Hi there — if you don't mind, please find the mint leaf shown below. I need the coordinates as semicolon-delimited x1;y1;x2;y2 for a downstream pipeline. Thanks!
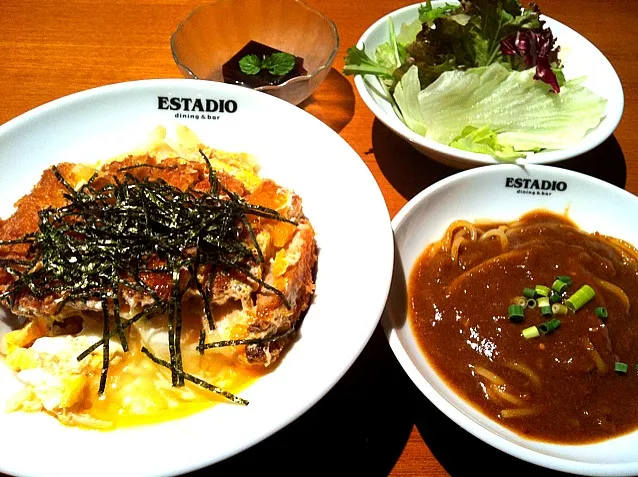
262;52;296;76
239;54;261;75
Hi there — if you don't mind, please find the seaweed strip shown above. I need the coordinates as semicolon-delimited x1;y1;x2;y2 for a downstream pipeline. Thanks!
2;161;294;399
98;297;110;394
197;328;295;352
141;347;248;406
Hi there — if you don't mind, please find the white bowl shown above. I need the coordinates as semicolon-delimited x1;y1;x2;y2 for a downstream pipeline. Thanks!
0;80;394;477
383;164;638;475
353;2;624;169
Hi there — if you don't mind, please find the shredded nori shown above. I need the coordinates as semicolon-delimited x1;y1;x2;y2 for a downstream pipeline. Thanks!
196;328;295;352
141;346;248;405
0;152;297;404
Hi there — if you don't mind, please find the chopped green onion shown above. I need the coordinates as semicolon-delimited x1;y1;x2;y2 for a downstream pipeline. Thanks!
523;287;536;299
565;285;596;311
551;303;569;315
550;290;562;303
537;296;551;315
513;296;527;308
537;318;561;335
540;306;553;316
635;364;638;374
508;304;525;323
552;279;568;294
537;297;550;308
556;275;572;285
526;298;537;309
522;326;540;339
615;362;629;374
595;307;608;320
535;285;550;297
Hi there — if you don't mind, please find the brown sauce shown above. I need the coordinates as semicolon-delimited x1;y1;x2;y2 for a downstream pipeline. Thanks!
408;210;638;444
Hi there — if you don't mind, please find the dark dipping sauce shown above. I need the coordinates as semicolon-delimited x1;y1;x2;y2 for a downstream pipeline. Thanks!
221;40;307;88
408;210;638;444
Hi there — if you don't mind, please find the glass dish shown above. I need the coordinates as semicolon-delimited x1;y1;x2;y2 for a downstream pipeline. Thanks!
171;0;339;105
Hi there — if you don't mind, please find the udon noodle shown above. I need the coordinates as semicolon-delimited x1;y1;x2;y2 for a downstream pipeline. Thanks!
408;210;638;443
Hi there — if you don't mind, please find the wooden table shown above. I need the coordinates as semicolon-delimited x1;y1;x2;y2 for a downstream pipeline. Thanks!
0;1;636;475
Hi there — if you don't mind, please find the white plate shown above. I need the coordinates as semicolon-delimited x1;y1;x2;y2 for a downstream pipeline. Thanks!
384;164;638;476
353;2;624;169
0;80;394;477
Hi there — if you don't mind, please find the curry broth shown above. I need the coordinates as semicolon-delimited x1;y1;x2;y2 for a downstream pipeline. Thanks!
408;211;638;443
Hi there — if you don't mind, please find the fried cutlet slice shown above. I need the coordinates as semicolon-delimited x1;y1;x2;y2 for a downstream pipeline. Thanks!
0;127;316;369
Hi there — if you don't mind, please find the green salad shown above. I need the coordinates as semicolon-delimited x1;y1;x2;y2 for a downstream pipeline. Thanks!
343;0;607;161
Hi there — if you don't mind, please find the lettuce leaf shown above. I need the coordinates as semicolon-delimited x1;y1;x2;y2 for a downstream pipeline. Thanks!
394;63;607;157
418;1;458;27
396;18;423;45
450;126;526;161
375;17;423;70
393;65;427;136
343;45;395;78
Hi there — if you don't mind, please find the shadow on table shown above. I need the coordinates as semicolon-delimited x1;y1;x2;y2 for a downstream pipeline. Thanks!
187;325;414;477
371;119;459;202
556;135;626;189
299;68;356;134
371;117;627;199
413;395;573;477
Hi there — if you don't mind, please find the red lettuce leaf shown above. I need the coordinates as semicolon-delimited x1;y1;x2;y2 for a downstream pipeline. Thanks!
501;27;561;92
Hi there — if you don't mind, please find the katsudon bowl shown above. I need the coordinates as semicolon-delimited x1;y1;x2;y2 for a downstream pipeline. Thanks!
0;79;393;477
383;165;638;476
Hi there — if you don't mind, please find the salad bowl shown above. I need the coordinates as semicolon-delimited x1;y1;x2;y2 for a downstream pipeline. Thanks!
350;2;624;169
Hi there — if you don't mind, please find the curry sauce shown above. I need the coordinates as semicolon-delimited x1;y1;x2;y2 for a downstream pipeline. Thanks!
409;211;638;443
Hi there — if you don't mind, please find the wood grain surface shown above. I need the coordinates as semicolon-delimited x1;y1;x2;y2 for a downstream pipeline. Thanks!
1;1;636;475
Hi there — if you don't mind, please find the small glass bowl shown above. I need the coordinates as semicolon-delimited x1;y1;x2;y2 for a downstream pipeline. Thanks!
171;0;339;105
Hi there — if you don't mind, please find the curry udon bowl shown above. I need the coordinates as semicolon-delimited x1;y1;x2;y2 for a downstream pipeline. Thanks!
383;165;638;476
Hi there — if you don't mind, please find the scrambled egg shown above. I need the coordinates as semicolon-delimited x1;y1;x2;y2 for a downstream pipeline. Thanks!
3;320;123;426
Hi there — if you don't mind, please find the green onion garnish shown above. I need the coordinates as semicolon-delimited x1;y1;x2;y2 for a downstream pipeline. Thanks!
551;303;569;315
537;297;550;308
526;298;537;309
522;326;540;339
615;362;629;375
552;278;568;294
539;306;552;316
565;285;596;311
508;304;525;323
537;318;561;335
550;290;562;303
513;296;527;308
523;287;536;299
535;285;550;297
556;275;572;285
537;296;552;316
595;307;608;320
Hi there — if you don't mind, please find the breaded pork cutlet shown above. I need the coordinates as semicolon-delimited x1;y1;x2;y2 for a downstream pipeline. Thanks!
0;126;317;426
